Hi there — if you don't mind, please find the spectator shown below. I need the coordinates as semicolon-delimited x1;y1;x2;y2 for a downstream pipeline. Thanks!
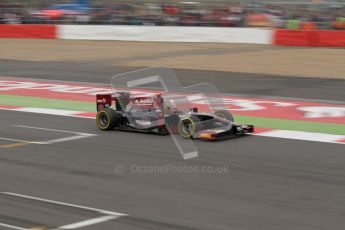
0;1;343;29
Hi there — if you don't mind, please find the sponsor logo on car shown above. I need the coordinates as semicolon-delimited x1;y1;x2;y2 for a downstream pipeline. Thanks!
134;98;154;104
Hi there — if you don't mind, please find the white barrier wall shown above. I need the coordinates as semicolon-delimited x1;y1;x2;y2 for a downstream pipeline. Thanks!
58;25;272;44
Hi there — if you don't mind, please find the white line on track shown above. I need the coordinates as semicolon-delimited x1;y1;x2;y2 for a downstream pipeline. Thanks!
12;125;95;136
54;215;119;229
0;107;93;119
0;223;25;230
43;136;93;145
16;108;80;116
0;137;43;145
1;192;126;216
1;192;127;229
256;130;345;144
0;125;96;146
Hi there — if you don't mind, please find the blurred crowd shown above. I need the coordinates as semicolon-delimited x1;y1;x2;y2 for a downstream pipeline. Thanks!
1;1;345;29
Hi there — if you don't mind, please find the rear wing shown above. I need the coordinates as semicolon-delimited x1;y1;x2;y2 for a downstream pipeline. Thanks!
96;92;131;112
96;94;112;111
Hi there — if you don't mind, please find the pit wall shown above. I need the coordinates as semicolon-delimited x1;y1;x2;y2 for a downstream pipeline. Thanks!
0;24;344;46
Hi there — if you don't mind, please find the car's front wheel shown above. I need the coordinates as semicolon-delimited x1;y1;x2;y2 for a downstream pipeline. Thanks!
178;115;199;138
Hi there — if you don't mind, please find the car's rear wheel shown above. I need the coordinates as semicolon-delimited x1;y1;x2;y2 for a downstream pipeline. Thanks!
215;110;234;122
178;115;199;138
96;108;121;130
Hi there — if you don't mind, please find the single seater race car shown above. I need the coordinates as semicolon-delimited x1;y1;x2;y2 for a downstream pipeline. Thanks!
95;92;254;140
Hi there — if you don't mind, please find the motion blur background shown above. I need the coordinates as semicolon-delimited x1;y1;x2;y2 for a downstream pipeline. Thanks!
1;0;344;29
0;1;345;230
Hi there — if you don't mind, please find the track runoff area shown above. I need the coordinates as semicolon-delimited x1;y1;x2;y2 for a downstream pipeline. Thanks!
0;77;344;145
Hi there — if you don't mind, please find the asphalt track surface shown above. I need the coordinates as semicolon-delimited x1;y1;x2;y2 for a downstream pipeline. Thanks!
1;60;345;230
1;59;345;101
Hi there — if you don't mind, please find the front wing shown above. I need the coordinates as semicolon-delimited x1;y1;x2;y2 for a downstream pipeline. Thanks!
197;124;254;141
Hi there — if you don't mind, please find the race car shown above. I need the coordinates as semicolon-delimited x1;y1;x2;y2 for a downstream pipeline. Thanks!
95;92;254;140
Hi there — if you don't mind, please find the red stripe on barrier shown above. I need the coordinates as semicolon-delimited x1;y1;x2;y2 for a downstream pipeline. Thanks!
0;24;57;39
274;29;345;47
315;30;345;47
273;29;311;46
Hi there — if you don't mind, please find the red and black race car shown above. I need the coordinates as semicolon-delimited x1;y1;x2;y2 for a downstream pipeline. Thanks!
95;92;254;140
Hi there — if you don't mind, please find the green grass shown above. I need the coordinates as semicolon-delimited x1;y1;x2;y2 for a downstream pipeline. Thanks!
236;116;345;135
0;94;95;112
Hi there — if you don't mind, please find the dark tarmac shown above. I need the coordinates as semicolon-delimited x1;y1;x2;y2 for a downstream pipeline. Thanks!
0;60;344;230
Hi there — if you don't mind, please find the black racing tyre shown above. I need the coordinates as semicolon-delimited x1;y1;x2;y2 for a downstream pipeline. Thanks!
215;110;234;122
157;126;169;135
178;115;200;138
96;108;121;130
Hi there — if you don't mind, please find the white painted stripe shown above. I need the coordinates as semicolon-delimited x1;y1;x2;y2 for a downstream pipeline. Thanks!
1;125;96;145
17;107;79;116
1;192;126;216
44;135;94;144
0;223;25;230
0;107;17;111
72;114;95;119
12;125;95;136
256;130;345;144
57;216;118;229
0;137;43;144
0;106;95;119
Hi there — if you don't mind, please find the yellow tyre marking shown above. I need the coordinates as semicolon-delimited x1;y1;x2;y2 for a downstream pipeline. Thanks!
96;111;110;130
178;118;196;138
215;112;226;119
